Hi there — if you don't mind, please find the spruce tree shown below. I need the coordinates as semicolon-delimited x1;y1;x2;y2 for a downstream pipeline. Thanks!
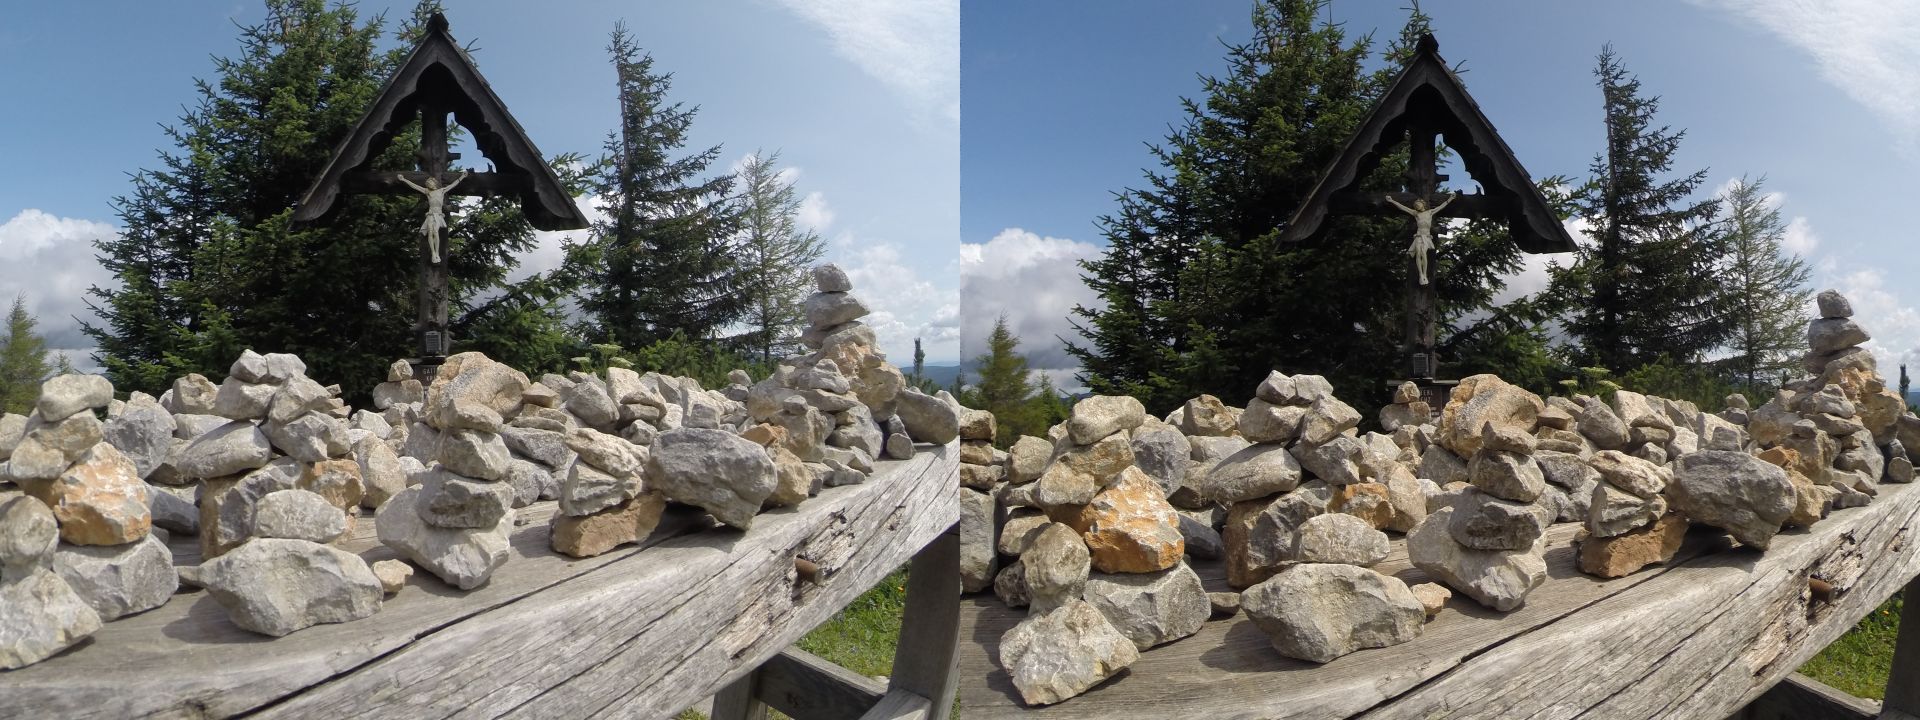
1716;176;1810;388
570;24;743;349
732;150;825;361
912;338;927;382
84;0;572;400
970;315;1041;446
1029;373;1072;432
1065;1;1533;414
1561;45;1729;371
0;296;52;414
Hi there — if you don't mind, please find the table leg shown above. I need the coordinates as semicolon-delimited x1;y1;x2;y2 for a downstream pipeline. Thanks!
1885;577;1919;718
876;523;960;720
711;669;769;720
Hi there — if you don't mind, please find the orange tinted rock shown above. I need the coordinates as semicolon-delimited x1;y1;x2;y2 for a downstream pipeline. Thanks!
1078;468;1182;573
25;443;150;546
1329;482;1394;530
550;491;667;558
1575;513;1687;578
740;424;788;448
299;459;364;512
1755;446;1798;469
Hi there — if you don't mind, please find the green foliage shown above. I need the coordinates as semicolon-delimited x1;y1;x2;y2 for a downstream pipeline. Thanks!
566;24;744;350
84;0;573;403
1619;357;1747;409
1554;366;1621;401
906;337;940;393
569;333;768;390
1717;176;1811;389
1554;45;1730;371
732;150;826;362
1065;1;1544;416
962;316;1046;446
0;296;53;414
1799;591;1903;700
1031;373;1073;430
1551;359;1747;410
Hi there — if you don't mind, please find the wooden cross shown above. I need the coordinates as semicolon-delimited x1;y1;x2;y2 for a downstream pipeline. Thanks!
366;100;478;369
292;13;590;381
1329;122;1497;379
1279;34;1579;386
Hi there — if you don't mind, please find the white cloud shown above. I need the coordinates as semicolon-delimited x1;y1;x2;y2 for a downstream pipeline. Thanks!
959;228;1104;375
0;209;119;365
1782;216;1820;256
511;194;604;284
770;0;959;125
831;238;957;363
797;192;834;234
1692;0;1920;155
1491;216;1587;306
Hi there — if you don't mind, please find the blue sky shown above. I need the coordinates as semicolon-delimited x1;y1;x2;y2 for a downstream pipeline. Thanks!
0;0;959;367
960;0;1920;388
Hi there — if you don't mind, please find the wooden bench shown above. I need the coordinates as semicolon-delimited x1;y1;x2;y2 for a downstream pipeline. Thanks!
0;441;959;720
956;478;1920;719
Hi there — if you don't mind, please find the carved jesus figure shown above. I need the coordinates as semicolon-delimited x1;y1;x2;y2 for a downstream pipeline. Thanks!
397;171;469;264
1383;192;1458;285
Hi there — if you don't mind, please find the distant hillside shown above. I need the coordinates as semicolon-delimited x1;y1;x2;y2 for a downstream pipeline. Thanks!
917;364;961;388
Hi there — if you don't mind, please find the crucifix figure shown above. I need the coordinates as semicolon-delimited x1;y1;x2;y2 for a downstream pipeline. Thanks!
396;170;468;264
291;13;591;378
1277;33;1579;383
1383;191;1458;285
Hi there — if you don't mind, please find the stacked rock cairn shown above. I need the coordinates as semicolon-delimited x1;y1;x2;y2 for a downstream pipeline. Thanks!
964;289;1918;705
0;264;953;668
0;375;161;667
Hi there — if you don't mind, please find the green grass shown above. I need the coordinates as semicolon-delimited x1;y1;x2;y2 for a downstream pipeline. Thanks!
1799;591;1904;699
796;567;912;678
677;567;912;720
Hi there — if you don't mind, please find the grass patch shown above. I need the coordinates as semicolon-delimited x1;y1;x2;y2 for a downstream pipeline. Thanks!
796;567;911;678
1799;590;1903;699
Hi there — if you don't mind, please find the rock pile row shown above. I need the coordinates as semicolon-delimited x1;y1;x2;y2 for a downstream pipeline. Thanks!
963;290;1918;705
0;264;952;667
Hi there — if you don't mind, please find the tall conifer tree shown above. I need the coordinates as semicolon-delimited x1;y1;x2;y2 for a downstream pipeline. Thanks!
969;316;1041;446
1560;45;1729;371
1717;176;1810;387
0;296;52;414
1066;1;1538;413
732;150;825;361
85;0;571;399
570;25;743;348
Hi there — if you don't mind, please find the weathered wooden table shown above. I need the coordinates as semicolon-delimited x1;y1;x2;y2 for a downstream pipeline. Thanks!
0;441;959;720
957;479;1920;719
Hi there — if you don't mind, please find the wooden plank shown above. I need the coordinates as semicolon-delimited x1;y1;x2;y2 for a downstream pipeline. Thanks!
1731;672;1878;720
884;526;961;720
754;649;886;720
857;688;934;720
1885;574;1920;716
955;480;1920;720
1362;480;1920;720
0;443;956;719
1327;191;1501;218
254;441;957;718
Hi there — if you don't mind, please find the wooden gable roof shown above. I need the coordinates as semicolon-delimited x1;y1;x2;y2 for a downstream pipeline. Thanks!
292;13;588;231
1278;34;1576;254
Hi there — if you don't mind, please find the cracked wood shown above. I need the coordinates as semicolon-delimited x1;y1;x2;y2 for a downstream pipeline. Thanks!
955;480;1920;720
